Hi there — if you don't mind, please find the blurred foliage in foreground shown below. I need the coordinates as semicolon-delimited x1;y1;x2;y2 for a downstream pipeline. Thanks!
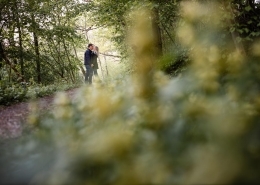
1;2;260;184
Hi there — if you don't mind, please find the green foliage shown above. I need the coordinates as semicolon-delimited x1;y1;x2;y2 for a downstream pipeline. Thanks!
0;78;80;106
26;82;80;99
1;2;260;184
88;0;260;76
224;0;260;51
159;46;190;76
0;0;88;85
0;68;27;105
88;0;187;75
0;81;27;106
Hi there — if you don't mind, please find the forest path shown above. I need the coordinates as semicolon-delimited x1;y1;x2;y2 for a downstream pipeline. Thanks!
0;88;79;139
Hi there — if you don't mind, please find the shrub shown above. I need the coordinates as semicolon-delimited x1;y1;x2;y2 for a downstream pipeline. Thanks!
0;80;28;105
1;2;260;185
0;80;80;106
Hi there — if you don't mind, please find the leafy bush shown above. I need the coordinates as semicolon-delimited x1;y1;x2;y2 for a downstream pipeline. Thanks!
0;79;80;106
26;82;79;99
0;80;28;106
1;2;260;185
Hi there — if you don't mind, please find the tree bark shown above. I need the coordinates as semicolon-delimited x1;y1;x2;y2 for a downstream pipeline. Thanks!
0;42;24;81
33;31;41;83
151;7;163;59
31;14;41;83
72;43;86;76
28;1;41;83
62;39;76;82
15;1;24;76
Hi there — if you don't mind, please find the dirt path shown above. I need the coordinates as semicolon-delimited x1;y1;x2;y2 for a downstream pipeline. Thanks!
0;88;79;139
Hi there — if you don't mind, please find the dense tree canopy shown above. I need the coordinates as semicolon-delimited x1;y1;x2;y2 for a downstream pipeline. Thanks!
1;1;260;184
0;0;88;85
85;0;260;75
1;0;260;184
1;0;259;84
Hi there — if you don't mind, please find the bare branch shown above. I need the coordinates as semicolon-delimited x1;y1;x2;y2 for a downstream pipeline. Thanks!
99;52;121;58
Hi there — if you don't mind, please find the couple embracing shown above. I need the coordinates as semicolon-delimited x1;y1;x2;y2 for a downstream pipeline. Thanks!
84;43;99;84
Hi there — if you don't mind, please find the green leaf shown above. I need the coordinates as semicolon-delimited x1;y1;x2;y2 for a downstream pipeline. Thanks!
236;37;242;43
245;6;251;12
230;27;235;33
244;28;249;33
238;29;244;34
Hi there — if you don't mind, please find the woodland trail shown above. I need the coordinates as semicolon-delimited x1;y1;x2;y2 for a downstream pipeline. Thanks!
0;88;79;139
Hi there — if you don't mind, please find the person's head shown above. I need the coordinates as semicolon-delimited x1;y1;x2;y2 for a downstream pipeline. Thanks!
88;43;94;50
94;46;99;52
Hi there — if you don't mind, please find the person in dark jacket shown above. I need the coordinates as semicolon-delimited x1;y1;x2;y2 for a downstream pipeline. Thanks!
92;45;99;77
84;43;94;84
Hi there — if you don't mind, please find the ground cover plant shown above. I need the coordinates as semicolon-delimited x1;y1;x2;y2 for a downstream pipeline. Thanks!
0;79;80;106
0;1;260;185
0;80;27;105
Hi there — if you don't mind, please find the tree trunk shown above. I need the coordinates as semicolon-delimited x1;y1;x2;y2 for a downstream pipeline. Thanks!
62;39;76;82
72;43;85;76
31;14;41;83
33;31;41;83
0;42;24;81
246;0;255;9
103;55;109;76
15;1;24;76
151;7;163;59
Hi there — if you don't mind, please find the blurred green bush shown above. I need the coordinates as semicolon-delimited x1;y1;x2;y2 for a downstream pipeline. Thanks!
1;2;260;185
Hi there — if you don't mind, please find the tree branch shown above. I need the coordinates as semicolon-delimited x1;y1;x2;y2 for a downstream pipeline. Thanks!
99;52;121;58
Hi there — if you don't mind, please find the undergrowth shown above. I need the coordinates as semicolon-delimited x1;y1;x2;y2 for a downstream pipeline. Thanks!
0;80;80;106
0;2;260;185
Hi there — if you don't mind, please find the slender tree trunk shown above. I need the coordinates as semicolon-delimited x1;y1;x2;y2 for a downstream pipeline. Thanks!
0;42;24;81
84;12;90;42
31;14;41;83
15;1;24;76
103;55;109;76
151;7;163;59
49;39;64;77
0;53;2;71
33;31;41;83
98;56;104;81
0;40;3;72
246;0;255;9
62;39;76;82
72;43;85;75
18;24;24;76
42;45;65;78
9;63;11;82
9;10;15;47
59;40;64;79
